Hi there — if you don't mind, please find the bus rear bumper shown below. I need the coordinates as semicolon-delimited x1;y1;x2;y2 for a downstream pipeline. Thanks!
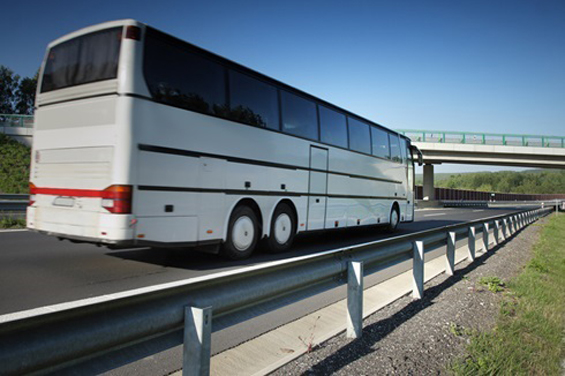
26;206;135;244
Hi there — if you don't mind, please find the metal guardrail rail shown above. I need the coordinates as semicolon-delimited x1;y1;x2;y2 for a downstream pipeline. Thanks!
0;207;552;375
397;129;565;148
0;195;28;213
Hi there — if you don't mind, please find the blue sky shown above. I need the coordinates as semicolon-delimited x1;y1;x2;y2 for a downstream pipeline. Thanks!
1;0;564;173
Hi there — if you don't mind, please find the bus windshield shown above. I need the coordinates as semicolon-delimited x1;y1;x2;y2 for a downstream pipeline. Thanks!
41;27;123;93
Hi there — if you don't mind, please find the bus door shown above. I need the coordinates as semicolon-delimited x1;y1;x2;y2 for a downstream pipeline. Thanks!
307;146;328;230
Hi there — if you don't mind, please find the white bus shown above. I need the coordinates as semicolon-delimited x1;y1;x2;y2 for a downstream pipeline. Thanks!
27;19;420;259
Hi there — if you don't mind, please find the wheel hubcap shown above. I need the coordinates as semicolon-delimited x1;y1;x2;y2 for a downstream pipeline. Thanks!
232;216;254;251
391;210;399;228
274;213;292;244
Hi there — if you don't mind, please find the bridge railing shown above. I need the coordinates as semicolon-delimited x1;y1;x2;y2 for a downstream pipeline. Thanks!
0;114;34;129
397;129;565;148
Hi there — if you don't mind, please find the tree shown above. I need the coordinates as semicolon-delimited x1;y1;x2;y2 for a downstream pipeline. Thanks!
15;72;38;115
0;65;19;114
0;65;38;115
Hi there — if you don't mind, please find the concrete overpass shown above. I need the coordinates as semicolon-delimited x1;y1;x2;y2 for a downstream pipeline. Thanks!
397;130;565;201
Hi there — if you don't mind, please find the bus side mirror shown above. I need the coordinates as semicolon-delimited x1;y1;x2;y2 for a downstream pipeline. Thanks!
411;145;423;166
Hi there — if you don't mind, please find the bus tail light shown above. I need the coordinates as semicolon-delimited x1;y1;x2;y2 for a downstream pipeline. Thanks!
101;185;132;214
125;26;141;41
29;182;37;206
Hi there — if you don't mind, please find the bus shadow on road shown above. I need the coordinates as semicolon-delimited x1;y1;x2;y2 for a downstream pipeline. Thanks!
107;220;462;271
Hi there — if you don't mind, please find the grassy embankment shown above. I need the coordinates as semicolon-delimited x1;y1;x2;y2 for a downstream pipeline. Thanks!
453;213;565;375
0;133;30;228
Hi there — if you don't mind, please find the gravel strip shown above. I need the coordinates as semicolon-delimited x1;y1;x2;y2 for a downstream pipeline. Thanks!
272;217;547;375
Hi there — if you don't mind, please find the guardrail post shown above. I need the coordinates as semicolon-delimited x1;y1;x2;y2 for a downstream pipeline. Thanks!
347;261;364;339
183;306;212;376
482;223;489;252
446;231;456;276
468;226;476;261
412;241;424;299
493;220;500;245
501;219;507;241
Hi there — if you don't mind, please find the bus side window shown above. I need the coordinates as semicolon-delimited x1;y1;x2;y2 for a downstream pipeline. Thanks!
348;117;371;154
228;70;280;130
389;133;402;163
319;105;347;148
399;137;407;164
371;126;390;159
144;29;227;116
280;90;318;141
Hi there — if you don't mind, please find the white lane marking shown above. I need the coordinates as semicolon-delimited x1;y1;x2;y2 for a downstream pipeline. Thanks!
0;229;28;233
423;213;447;217
472;210;484;212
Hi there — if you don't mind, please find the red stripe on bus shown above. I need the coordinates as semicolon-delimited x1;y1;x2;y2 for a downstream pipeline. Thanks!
31;187;105;198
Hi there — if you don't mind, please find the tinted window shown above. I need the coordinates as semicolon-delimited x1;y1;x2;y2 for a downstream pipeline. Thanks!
399;137;408;163
144;29;226;115
280;91;318;140
319;106;347;148
371;126;390;159
229;70;279;130
389;133;402;163
42;27;122;93
348;117;371;154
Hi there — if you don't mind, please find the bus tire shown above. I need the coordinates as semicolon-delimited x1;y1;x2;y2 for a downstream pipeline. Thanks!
221;205;259;260
386;205;400;233
265;203;296;253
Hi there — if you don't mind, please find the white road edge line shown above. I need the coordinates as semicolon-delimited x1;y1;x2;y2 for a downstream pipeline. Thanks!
423;213;447;217
0;229;28;233
472;210;485;212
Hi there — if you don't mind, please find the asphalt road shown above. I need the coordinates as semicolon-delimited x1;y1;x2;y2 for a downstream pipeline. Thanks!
0;206;533;375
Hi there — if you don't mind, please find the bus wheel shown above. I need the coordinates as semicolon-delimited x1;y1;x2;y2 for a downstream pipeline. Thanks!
266;203;296;253
221;205;259;260
386;205;400;233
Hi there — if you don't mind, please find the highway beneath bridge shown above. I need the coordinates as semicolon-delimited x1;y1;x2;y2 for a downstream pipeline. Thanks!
0;205;537;376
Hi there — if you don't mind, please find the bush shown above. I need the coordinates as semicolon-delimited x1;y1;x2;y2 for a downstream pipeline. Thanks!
0;133;31;194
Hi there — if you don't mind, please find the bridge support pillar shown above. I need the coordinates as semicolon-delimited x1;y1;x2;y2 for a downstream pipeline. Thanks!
423;164;435;201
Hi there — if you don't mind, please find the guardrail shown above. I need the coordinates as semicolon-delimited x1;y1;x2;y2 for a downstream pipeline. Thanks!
397;129;565;148
0;114;34;129
0;195;28;214
0;207;552;375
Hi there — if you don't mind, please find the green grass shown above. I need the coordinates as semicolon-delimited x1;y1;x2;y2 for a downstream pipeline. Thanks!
0;217;26;229
452;214;565;375
0;133;31;194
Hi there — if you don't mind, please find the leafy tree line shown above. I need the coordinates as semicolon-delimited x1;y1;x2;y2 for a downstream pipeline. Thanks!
432;170;565;194
0;65;38;115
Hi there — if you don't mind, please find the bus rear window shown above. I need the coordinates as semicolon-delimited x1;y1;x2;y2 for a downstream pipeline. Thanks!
41;27;122;93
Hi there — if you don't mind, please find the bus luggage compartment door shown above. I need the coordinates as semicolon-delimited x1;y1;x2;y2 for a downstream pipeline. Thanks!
307;146;328;231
